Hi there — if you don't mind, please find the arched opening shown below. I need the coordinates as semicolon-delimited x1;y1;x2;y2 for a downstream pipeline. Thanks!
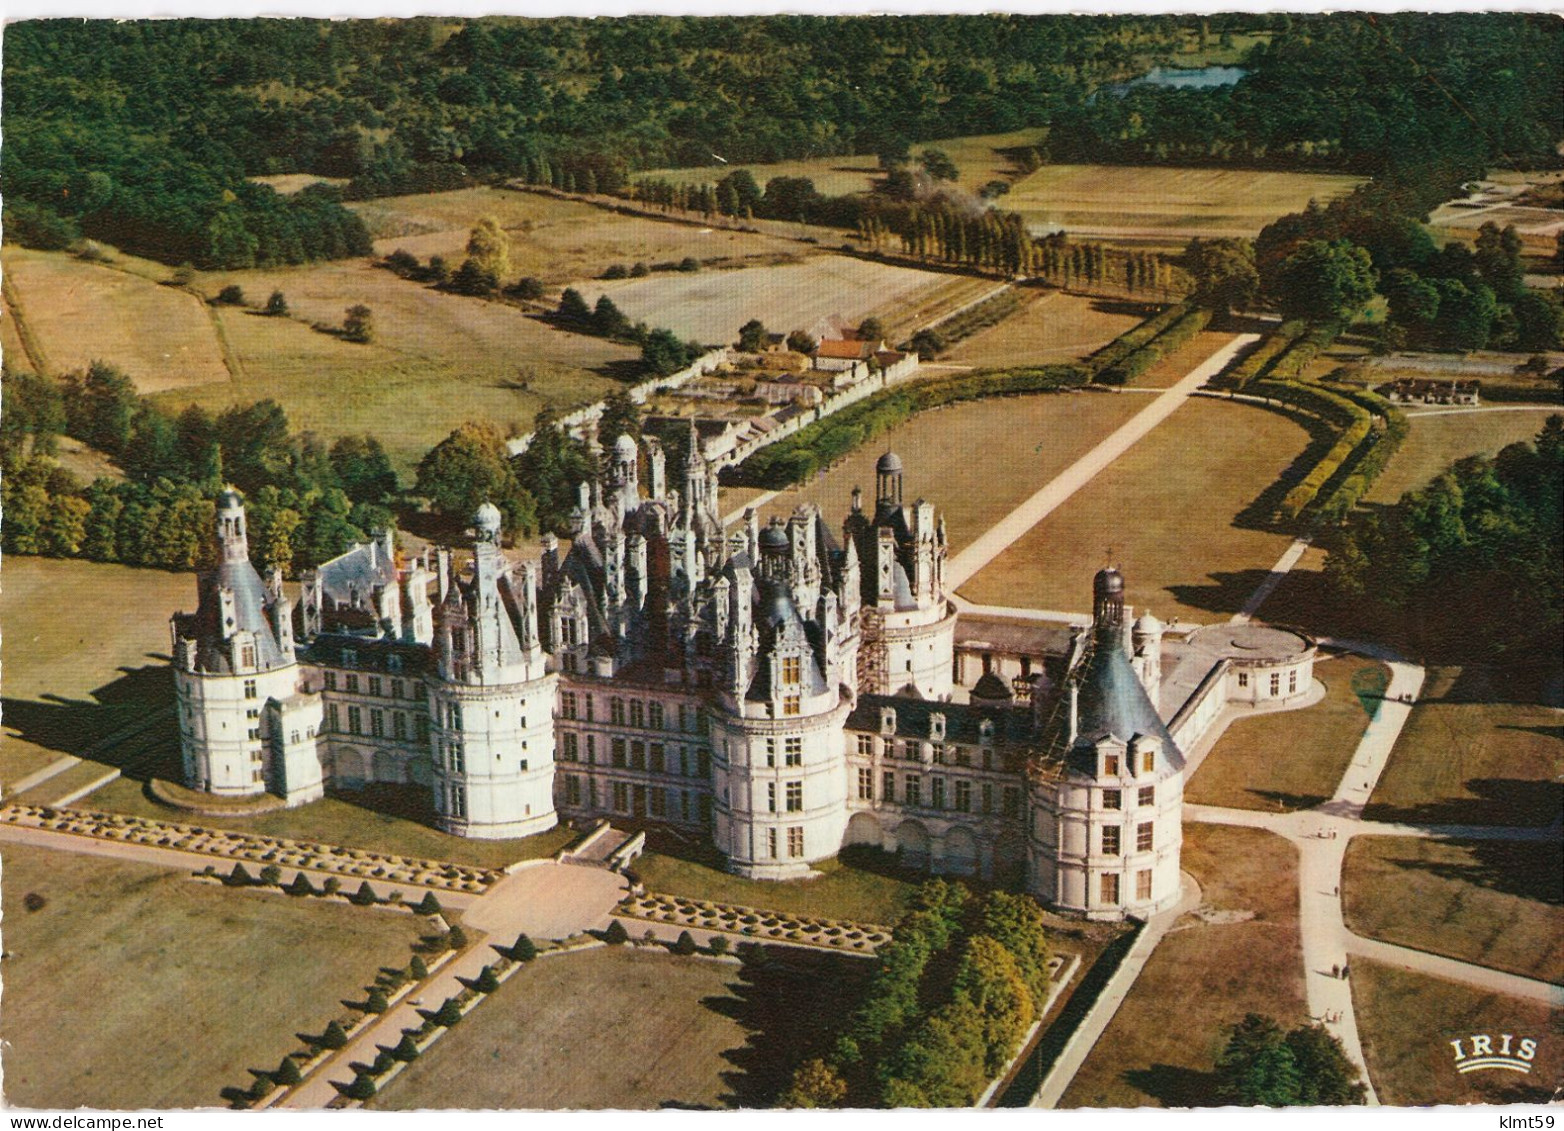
895;819;930;870
941;826;979;876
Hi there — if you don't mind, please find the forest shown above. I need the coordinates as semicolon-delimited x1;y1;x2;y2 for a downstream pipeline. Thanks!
5;14;1560;268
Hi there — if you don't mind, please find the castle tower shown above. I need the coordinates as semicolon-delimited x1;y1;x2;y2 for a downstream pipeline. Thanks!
1027;568;1183;920
429;502;559;839
709;526;851;879
1131;610;1164;708
171;489;323;804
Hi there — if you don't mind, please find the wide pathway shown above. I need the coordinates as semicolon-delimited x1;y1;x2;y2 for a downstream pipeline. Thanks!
1029;875;1202;1108
1230;535;1312;625
946;334;1259;590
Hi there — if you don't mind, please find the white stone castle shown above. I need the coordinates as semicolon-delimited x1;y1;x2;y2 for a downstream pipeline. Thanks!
173;435;1317;920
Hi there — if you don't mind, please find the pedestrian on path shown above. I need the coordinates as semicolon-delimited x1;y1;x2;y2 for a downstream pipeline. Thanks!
1331;963;1340;979
1342;963;1350;979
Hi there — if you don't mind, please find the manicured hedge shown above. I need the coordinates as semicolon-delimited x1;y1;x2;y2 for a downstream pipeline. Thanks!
731;364;1088;488
1220;320;1306;389
1267;320;1345;381
1094;306;1212;385
1084;301;1192;376
913;288;1023;353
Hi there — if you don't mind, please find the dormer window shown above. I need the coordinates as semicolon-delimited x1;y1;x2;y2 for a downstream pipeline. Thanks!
978;719;995;743
1104;753;1121;777
342;648;359;668
1141;748;1155;773
782;655;802;685
783;695;801;717
880;707;897;735
930;712;946;741
387;655;403;675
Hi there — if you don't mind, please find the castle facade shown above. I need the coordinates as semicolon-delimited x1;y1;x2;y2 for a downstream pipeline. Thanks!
173;438;1316;920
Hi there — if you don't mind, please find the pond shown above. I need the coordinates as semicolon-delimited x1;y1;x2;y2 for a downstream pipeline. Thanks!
1102;64;1248;98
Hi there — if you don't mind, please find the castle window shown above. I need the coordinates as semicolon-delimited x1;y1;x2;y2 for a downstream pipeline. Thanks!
857;734;875;757
448;703;461;729
566;776;582;805
1270;672;1281;696
649;788;666;817
1139;785;1155;807
247;708;260;720
371;710;384;737
290;731;300;745
1137;822;1154;852
783;695;801;716
767;783;777;813
786;781;803;812
348;707;363;735
880;707;897;735
1103;753;1121;777
630;741;645;771
342;649;358;668
1141;748;1155;773
983;749;993;771
415;717;429;743
1137;869;1153;901
346;675;360;694
767;829;779;858
765;739;776;768
452;745;465;773
930;713;946;740
610;698;626;725
782;656;802;685
785;737;802;767
932;744;946;765
584;695;594;722
613;782;629;813
788;826;805;858
979;719;995;743
1103;789;1121;810
955;779;972;812
587;735;597;765
1102;826;1121;855
241;645;257;669
1101;873;1120;905
369;677;382;697
982;783;993;814
678;704;691;732
243;679;257;700
931;777;946;810
630;700;644;728
391;679;404;699
858;768;873;800
248;727;261;741
612;738;627;768
561;733;579;762
1238;671;1249;689
648;702;664;730
1289;669;1298;694
252;767;263;784
905;776;922;807
561;691;578;720
1003;787;1020;817
679;748;690;776
955;746;971;768
650;743;665;773
387;656;403;675
883;771;895;800
697;750;711;777
325;672;337;691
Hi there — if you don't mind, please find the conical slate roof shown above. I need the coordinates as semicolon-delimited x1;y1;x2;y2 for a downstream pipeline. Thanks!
1069;639;1183;771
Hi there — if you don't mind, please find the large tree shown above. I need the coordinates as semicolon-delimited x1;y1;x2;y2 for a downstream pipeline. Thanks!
1182;237;1259;313
1268;239;1377;323
415;421;535;535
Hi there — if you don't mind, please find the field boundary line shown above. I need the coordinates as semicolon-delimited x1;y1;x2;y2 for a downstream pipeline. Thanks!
206;301;246;383
3;268;53;375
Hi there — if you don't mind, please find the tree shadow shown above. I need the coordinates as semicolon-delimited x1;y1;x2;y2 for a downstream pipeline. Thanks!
1166;568;1275;621
1246;788;1333;812
698;943;876;1108
1122;1064;1222;1108
1363;775;1563;832
1369;836;1562;905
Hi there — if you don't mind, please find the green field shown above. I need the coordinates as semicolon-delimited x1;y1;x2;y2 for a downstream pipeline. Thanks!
1;556;192;789
370;944;872;1109
1062;823;1307;1108
961;398;1315;622
1352;960;1562;1105
0;843;425;1109
941;291;1145;369
1187;658;1390;812
1343;836;1563;983
1364;666;1562;828
1006;164;1363;244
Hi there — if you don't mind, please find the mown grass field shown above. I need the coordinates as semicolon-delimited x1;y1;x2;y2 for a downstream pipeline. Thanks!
634;847;917;926
575;255;968;345
1343;836;1563;983
1061;823;1307;1108
1;556;191;788
754;392;1144;556
642;128;1048;199
1352;960;1562;1105
1006;164;1362;242
3;247;231;391
1364;666;1562;828
0;843;425;1109
369;944;873;1109
941;290;1145;368
351;185;806;283
1365;411;1562;505
960;398;1314;622
1186;658;1390;812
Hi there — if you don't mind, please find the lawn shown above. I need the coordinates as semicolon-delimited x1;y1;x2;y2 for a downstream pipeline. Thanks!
960;398;1316;623
1352;959;1562;1105
369;943;874;1109
0;843;426;1110
1186;657;1391;812
1343;836;1563;983
753;392;1144;557
1364;666;1562;828
634;844;919;926
2;247;231;391
1;556;192;788
1365;411;1563;505
87;777;576;871
1006;164;1363;243
350;185;806;284
1060;823;1308;1108
574;255;968;345
941;291;1145;369
642;128;1048;200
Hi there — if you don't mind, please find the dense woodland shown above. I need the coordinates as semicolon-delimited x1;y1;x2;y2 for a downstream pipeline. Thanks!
5;15;1560;269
